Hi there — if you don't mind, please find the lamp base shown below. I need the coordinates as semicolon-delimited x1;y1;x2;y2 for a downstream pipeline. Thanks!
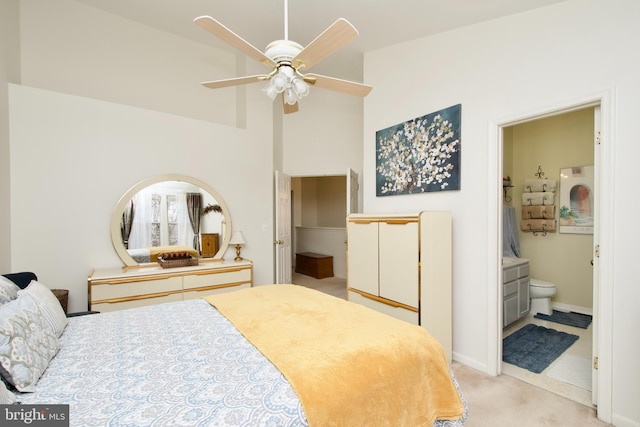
234;244;243;262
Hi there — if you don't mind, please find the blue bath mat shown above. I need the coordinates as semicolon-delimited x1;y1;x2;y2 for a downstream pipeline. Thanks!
534;310;593;329
503;324;579;374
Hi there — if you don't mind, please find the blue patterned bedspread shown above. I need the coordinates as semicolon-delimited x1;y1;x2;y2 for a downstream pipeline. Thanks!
17;299;466;426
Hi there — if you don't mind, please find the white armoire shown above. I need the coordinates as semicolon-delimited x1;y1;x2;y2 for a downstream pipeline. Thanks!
347;212;452;362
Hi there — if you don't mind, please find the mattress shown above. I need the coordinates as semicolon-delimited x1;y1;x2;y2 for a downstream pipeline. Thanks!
15;298;467;426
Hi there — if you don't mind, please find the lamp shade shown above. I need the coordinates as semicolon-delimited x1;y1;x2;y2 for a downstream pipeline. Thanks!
229;231;246;245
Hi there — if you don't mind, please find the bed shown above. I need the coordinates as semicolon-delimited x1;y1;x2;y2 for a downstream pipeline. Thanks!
0;273;467;426
126;244;199;263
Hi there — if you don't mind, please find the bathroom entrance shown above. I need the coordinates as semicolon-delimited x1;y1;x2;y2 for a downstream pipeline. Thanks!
499;105;600;407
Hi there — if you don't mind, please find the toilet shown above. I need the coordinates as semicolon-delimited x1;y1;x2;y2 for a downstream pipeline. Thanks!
529;279;557;316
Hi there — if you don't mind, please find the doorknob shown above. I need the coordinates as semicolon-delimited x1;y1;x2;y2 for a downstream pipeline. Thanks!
273;240;284;245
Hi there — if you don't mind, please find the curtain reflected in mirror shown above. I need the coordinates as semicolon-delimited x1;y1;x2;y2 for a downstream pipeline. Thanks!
111;175;231;266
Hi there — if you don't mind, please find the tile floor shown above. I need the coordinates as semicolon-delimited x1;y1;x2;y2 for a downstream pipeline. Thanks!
502;313;594;407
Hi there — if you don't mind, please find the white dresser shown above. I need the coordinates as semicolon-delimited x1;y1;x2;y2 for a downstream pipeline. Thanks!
347;212;452;362
88;260;252;312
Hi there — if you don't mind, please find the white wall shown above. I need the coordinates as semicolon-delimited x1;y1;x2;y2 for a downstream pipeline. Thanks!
19;0;237;126
283;88;364;176
8;83;274;313
364;0;639;425
0;0;20;271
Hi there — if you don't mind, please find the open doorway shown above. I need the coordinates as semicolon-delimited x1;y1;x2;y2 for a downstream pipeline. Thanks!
285;175;349;298
291;175;348;280
500;107;595;407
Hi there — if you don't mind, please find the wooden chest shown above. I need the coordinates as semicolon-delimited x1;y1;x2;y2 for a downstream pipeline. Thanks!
201;233;219;258
295;252;334;279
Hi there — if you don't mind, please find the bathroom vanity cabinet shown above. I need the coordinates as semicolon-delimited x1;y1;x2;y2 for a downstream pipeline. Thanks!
503;258;530;327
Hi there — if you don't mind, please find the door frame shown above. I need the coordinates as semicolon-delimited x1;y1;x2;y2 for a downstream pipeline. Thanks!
487;90;614;423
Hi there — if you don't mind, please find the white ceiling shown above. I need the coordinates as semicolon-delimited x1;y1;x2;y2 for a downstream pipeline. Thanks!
73;0;565;79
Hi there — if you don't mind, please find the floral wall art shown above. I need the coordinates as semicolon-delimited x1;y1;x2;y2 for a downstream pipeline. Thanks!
375;104;461;196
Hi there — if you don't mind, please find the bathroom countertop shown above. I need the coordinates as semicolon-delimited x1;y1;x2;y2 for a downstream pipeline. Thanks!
502;257;529;268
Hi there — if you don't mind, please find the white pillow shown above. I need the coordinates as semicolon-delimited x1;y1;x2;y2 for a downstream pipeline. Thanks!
0;293;60;392
0;379;16;404
18;281;68;337
0;276;20;305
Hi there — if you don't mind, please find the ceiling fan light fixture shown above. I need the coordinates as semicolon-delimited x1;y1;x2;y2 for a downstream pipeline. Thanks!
265;84;278;101
264;66;310;105
284;88;297;105
292;77;309;97
271;72;288;92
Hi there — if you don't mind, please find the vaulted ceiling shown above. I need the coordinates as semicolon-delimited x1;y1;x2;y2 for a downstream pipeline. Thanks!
74;0;566;79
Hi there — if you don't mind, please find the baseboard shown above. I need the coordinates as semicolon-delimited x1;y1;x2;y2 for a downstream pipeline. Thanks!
612;413;640;427
551;302;593;316
452;352;488;374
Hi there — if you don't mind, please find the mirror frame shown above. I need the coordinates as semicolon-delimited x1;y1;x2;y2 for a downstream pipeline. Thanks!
110;174;232;266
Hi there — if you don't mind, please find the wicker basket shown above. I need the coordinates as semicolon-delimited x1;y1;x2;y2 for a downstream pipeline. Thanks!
52;289;69;314
158;256;199;269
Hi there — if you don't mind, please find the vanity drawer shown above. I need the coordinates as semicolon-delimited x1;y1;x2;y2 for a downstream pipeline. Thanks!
91;276;182;301
517;263;529;278
504;281;518;297
503;267;518;283
182;267;252;290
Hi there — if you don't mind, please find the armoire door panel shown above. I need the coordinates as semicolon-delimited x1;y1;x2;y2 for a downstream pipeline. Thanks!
379;221;419;307
346;221;379;296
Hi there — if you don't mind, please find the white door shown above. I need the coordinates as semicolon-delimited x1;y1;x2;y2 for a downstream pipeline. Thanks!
347;168;359;214
591;106;601;405
275;171;292;284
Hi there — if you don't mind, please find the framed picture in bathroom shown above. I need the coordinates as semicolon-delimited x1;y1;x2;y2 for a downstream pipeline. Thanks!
559;165;594;234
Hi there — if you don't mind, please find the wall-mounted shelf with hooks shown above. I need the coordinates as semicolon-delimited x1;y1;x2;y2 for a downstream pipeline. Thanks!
503;185;513;202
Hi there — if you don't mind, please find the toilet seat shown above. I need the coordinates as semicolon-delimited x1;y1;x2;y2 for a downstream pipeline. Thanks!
530;278;555;288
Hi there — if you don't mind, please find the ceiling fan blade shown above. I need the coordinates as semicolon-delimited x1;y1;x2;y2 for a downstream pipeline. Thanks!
194;16;276;68
282;96;299;114
304;73;372;97
201;75;268;89
292;18;359;70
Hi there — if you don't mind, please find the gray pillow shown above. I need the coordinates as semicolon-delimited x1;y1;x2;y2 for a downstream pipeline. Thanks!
18;281;68;337
0;276;20;305
0;293;60;392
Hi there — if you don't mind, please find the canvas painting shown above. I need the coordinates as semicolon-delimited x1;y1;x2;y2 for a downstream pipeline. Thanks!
559;165;594;234
376;104;461;196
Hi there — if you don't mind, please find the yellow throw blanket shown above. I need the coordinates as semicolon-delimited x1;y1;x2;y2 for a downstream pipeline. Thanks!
205;285;464;427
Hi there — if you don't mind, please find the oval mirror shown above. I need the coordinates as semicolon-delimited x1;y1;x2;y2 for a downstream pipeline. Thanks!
110;174;232;266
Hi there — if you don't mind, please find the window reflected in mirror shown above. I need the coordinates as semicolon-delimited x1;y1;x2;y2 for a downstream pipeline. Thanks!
111;175;232;266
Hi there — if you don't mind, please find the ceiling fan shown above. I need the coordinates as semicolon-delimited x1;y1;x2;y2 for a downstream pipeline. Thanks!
194;0;372;114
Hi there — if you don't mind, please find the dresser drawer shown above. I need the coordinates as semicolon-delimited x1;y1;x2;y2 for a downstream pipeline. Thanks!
182;267;251;290
92;292;182;313
183;282;251;300
91;276;182;302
